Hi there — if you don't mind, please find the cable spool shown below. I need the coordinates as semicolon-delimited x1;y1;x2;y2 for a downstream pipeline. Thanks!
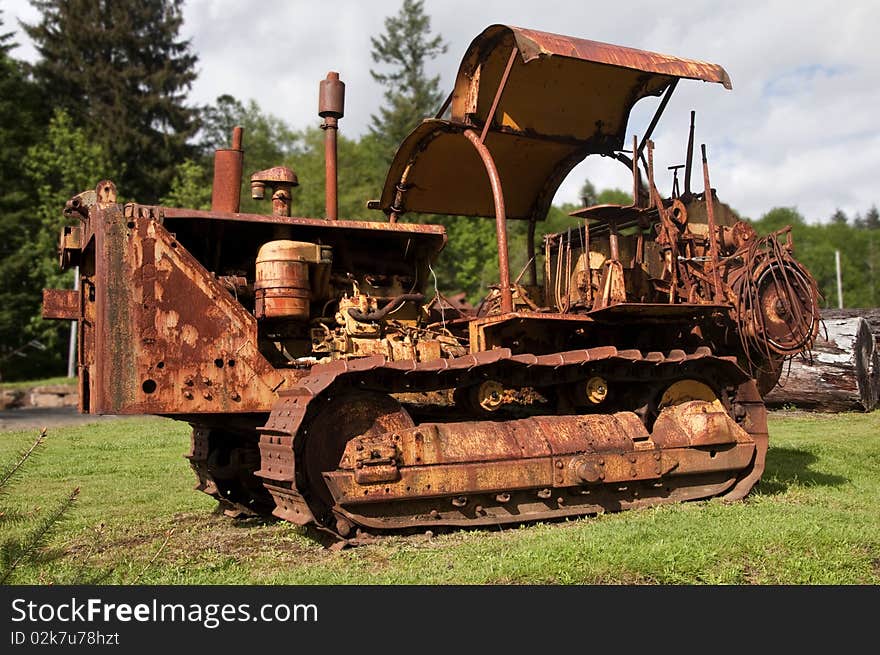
752;261;817;354
732;234;820;358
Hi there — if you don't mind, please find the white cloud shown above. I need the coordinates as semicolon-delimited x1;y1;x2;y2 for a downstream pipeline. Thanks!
3;0;878;222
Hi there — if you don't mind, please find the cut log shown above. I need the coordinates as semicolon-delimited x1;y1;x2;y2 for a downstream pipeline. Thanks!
822;309;880;347
764;317;879;412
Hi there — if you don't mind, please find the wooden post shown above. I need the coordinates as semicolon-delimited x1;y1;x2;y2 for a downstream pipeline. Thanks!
835;250;844;309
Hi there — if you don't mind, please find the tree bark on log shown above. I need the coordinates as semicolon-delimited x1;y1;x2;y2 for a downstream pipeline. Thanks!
764;317;879;412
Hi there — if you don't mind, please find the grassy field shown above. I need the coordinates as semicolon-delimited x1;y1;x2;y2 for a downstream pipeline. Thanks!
0;411;878;585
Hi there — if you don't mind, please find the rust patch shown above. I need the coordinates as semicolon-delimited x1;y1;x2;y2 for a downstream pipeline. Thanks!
42;289;80;320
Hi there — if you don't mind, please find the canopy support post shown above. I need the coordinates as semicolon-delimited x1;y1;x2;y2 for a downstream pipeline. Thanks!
637;79;678;159
480;47;519;144
464;129;513;313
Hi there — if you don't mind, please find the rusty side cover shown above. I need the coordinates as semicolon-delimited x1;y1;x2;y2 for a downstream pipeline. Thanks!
377;25;731;222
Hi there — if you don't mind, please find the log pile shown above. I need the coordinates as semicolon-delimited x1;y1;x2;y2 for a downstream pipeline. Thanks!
764;313;880;412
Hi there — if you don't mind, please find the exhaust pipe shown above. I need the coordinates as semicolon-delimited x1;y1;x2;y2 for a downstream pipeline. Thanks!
211;126;244;213
319;72;345;220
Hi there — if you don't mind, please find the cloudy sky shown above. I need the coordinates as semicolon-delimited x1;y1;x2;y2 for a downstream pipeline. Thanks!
4;0;878;222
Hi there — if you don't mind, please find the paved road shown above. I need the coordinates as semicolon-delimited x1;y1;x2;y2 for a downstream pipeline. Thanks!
0;406;132;432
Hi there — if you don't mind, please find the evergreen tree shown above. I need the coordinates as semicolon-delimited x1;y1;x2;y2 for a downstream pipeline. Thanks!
368;0;448;158
0;13;51;379
579;179;597;207
0;15;46;219
24;0;199;202
199;95;297;162
830;208;848;225
864;205;880;230
0;109;114;380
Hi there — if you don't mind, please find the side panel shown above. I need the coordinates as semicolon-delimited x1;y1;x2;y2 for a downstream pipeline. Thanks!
90;204;287;415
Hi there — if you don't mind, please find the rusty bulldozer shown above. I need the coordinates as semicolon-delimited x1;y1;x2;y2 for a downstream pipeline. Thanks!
43;25;819;540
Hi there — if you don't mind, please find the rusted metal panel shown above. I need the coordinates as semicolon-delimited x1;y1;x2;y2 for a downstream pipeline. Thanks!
652;400;753;448
161;205;446;237
42;289;81;320
452;25;730;134
87;204;296;415
325;441;753;505
376;26;730;222
378;121;583;221
508;26;731;86
325;458;554;504
58;224;82;268
161;205;448;265
324;402;754;507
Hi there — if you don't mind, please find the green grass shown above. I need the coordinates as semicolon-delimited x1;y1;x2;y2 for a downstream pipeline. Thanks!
0;412;878;584
0;376;75;390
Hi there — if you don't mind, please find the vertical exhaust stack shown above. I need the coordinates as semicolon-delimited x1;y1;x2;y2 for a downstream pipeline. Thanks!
701;143;724;304
319;72;345;220
211;126;244;213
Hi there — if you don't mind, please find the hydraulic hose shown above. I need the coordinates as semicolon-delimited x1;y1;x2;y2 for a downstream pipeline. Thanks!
347;293;425;322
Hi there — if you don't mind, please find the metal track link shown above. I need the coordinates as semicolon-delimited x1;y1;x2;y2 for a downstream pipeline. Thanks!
186;425;268;517
186;426;231;509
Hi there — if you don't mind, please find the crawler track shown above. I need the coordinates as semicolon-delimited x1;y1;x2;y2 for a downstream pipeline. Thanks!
252;346;768;537
187;424;273;516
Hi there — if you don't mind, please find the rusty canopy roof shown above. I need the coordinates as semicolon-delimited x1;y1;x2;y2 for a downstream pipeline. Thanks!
376;25;731;221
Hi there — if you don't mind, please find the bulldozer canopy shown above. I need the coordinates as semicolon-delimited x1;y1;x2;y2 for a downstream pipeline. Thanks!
376;25;731;222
